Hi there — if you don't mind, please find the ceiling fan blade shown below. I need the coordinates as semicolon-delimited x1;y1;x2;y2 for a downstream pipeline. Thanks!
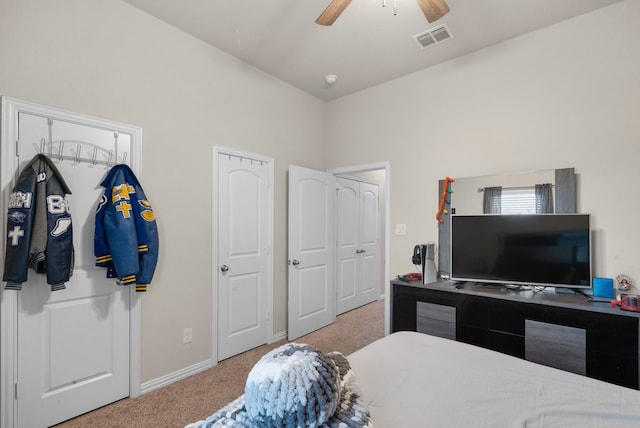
416;0;450;23
316;0;352;26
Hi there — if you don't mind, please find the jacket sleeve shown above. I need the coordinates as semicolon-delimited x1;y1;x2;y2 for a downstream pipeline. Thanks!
94;194;110;266
44;172;74;290
3;166;37;289
130;190;159;292
98;171;142;285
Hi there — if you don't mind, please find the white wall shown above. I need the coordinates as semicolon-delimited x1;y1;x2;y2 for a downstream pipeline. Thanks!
326;0;640;287
0;0;326;382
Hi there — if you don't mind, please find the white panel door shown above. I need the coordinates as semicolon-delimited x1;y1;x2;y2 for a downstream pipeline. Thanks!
217;153;270;361
288;165;334;340
17;271;130;428
336;178;380;315
358;181;380;306
2;102;134;428
336;179;359;314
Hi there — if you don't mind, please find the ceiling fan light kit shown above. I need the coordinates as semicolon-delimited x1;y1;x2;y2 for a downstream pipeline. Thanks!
315;0;449;26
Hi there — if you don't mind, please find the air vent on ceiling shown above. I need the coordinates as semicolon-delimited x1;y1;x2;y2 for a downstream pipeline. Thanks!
413;23;454;50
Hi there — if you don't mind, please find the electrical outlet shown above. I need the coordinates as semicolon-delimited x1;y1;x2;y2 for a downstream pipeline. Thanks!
183;328;193;344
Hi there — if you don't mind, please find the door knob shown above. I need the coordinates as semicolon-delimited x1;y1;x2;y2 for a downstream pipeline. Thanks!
292;259;300;266
220;264;229;272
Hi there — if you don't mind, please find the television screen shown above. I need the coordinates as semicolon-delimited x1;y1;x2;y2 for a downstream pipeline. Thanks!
450;214;591;289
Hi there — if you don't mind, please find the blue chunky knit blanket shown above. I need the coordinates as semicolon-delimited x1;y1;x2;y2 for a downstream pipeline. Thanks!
185;343;373;428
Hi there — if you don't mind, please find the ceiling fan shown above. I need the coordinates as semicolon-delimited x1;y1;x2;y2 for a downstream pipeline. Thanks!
316;0;450;26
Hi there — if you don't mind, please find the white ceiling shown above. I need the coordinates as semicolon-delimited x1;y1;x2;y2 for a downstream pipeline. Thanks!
122;0;621;101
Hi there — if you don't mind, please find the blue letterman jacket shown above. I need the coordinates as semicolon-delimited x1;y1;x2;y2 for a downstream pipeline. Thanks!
94;164;158;292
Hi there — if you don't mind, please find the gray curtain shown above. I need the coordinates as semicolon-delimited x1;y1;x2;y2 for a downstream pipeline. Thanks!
535;184;554;213
483;186;502;214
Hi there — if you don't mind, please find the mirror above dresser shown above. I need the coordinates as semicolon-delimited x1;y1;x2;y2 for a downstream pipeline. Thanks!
438;168;577;277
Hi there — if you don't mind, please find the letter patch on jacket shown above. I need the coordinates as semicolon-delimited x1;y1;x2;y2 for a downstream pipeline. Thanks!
112;184;135;218
9;191;33;209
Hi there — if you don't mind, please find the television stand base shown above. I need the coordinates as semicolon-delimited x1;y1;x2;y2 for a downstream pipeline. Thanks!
554;287;588;297
472;282;503;288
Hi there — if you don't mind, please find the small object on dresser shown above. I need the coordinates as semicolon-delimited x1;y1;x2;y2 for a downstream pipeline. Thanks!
616;274;634;292
612;293;640;312
593;277;614;298
398;272;422;282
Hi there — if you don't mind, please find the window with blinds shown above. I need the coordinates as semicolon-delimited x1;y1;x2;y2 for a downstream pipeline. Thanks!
501;189;537;214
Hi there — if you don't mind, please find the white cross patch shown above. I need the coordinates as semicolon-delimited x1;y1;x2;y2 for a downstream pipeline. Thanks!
8;226;24;246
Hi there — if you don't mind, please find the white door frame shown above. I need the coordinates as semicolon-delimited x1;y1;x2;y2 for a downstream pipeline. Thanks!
211;145;274;364
328;162;391;335
0;97;142;428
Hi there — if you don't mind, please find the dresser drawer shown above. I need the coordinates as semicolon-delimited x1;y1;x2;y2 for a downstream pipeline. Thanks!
417;301;456;340
417;301;456;322
525;319;586;375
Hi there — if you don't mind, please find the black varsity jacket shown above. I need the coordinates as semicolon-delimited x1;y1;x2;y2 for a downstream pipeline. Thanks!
3;154;74;290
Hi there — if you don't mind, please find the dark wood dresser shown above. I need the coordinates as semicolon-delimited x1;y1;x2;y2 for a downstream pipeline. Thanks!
392;279;640;389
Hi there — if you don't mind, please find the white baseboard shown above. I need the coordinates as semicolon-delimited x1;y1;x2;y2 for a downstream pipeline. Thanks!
140;297;384;396
140;332;288;395
140;359;213;395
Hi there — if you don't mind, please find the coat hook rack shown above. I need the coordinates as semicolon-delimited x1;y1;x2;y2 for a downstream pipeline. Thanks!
30;116;129;168
34;138;128;168
25;117;128;168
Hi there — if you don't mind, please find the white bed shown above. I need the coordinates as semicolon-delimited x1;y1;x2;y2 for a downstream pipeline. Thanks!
347;331;640;427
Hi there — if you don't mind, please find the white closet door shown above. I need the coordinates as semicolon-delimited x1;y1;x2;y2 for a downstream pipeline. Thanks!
358;181;380;306
17;271;130;427
1;101;135;428
336;178;379;315
336;179;359;314
216;152;270;360
288;165;335;340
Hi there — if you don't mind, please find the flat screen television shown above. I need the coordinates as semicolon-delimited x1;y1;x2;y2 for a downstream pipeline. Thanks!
450;214;591;289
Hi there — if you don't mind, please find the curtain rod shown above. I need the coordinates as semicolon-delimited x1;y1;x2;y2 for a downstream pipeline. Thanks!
477;183;554;192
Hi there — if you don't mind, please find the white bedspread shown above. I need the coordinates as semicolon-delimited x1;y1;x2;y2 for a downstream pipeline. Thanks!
347;331;640;427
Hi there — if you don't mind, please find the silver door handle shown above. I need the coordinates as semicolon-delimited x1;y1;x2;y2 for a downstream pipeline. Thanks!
291;259;300;266
220;265;229;272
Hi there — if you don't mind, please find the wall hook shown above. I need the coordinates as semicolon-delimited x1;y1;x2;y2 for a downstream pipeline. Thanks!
90;146;98;167
72;143;82;165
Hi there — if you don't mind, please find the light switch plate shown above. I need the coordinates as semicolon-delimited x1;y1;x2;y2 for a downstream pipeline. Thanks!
395;224;407;235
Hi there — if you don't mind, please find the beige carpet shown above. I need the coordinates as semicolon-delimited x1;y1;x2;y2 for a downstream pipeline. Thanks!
55;299;384;428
